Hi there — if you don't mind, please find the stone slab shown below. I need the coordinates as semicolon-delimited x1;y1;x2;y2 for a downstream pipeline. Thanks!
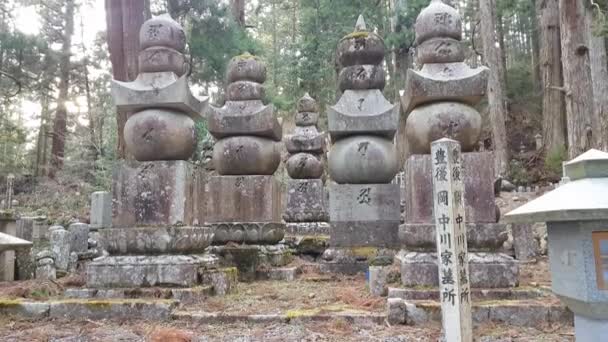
210;222;284;245
64;286;213;305
99;226;213;254
112;160;205;228
329;184;400;247
400;252;519;288
399;222;508;251
90;191;112;229
0;301;50;319
285;222;331;235
404;152;497;224
68;223;89;253
200;267;238;296
387;287;549;301
205;176;282;223
284;179;328;222
49;299;176;320
207;101;282;141
86;255;212;288
511;223;539;261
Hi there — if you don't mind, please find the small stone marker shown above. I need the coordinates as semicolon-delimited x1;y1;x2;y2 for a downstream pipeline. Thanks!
90;191;111;230
431;138;472;342
5;174;14;210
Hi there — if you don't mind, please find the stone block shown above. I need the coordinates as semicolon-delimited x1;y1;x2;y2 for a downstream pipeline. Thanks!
211;245;260;282
285;222;331;235
284;235;330;255
404;152;497;224
49;299;176;320
328;90;399;139
0;219;17;281
100;226;213;255
387;298;407;325
400;252;519;288
211;222;284;245
90;191;112;229
329;184;400;247
50;227;71;271
201;268;238;296
0;301;50;319
207;101;281;141
284;179;328;222
68;223;89;253
205;176;281;223
284;129;325;153
257;267;299;281
86;255;209;288
399;222;508;251
368;266;391;296
112;160;205;228
511;223;539;261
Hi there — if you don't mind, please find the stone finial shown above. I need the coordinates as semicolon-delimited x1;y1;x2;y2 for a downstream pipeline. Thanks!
139;14;186;52
414;0;462;45
295;93;320;126
355;14;367;31
225;53;266;101
297;93;317;113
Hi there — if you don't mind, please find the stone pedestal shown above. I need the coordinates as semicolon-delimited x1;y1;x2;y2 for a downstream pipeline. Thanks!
91;191;112;230
112;161;205;227
284;179;328;222
0;216;17;281
329;184;400;248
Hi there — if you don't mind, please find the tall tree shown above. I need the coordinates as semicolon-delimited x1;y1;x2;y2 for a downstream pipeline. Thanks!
559;0;598;158
538;0;566;154
49;0;76;178
105;0;150;160
586;2;608;150
480;0;509;176
231;0;246;27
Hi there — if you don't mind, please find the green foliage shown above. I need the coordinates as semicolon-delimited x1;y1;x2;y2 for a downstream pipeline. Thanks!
544;145;568;178
507;159;531;185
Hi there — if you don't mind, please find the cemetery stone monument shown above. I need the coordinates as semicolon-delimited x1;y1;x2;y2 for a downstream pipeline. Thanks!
323;16;401;273
283;94;329;235
506;149;608;341
399;0;518;288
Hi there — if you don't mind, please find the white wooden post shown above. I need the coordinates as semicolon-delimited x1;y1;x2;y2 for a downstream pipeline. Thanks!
431;138;472;342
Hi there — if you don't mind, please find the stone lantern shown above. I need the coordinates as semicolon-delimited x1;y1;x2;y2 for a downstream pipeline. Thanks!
506;149;608;340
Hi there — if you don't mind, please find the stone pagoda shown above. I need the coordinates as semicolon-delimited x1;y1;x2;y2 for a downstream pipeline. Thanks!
399;0;518;288
283;94;329;235
323;16;401;272
205;54;287;281
87;14;215;289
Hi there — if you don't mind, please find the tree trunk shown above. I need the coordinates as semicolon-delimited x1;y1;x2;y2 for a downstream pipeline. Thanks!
531;2;541;93
49;0;75;179
497;12;508;92
231;0;246;27
586;5;608;151
538;0;566;155
559;0;598;158
105;0;149;160
480;0;509;176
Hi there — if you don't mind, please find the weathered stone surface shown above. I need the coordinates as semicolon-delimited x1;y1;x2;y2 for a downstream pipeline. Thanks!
400;252;519;288
211;245;260;282
387;298;408;324
404;152;497;224
213;136;280;175
226;54;267;83
112;160;205;227
49;299;176;320
211;222;285;245
336;31;385;67
329;184;400;247
90;191;111;230
284;179;328;222
226;80;265;101
139;14;186;52
284;128;325;153
138;46;187;76
285;222;331;235
36;250;56;280
388;286;548;301
205;176;282;223
328;90;399;139
510;223;539;261
257;267;299;281
285;153;324;179
124;108;197;161
258;244;294;267
87;255;210;287
328;135;398;184
112;73;206;121
0;301;50;319
50;227;71;271
369;265;391;296
201;268;238;296
405;102;482;154
207;101;281;141
399;222;508;250
401;63;489;114
68;223;89;254
297;93;318;113
417;37;464;64
100;226;213;255
414;0;462;44
295;112;320;126
338;65;385;91
284;235;330;255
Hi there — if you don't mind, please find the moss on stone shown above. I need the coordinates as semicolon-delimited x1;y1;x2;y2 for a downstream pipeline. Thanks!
234;52;260;60
349;247;379;259
286;308;320;319
0;299;23;308
343;31;369;39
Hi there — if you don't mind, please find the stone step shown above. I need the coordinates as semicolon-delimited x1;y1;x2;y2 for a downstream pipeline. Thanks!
388;286;551;301
65;286;213;305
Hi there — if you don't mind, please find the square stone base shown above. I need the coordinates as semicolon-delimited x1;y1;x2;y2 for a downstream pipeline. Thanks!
0;218;17;281
284;179;328;222
207;244;293;282
399;252;519;288
112;161;205;227
205;176;281;223
399;222;508;251
404;152;498;224
329;184;400;248
86;254;217;288
320;247;396;275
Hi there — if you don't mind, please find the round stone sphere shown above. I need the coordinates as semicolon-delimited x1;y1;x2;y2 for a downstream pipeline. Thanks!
138;46;187;76
213;136;280;175
336;32;385;67
139;15;186;52
338;65;385;91
328;136;398;184
226;54;267;84
405;102;482;154
297;93;318;113
286;153;324;179
415;0;462;45
124;109;196;161
417;37;464;64
226;80;265;101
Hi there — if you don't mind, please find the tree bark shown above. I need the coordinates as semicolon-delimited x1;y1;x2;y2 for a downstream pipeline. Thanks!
49;0;75;179
231;0;246;27
586;4;608;151
480;0;509;176
530;2;541;93
105;0;149;160
538;0;566;155
559;0;598;158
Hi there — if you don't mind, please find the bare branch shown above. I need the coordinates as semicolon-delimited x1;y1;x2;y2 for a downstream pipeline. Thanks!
0;69;22;98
